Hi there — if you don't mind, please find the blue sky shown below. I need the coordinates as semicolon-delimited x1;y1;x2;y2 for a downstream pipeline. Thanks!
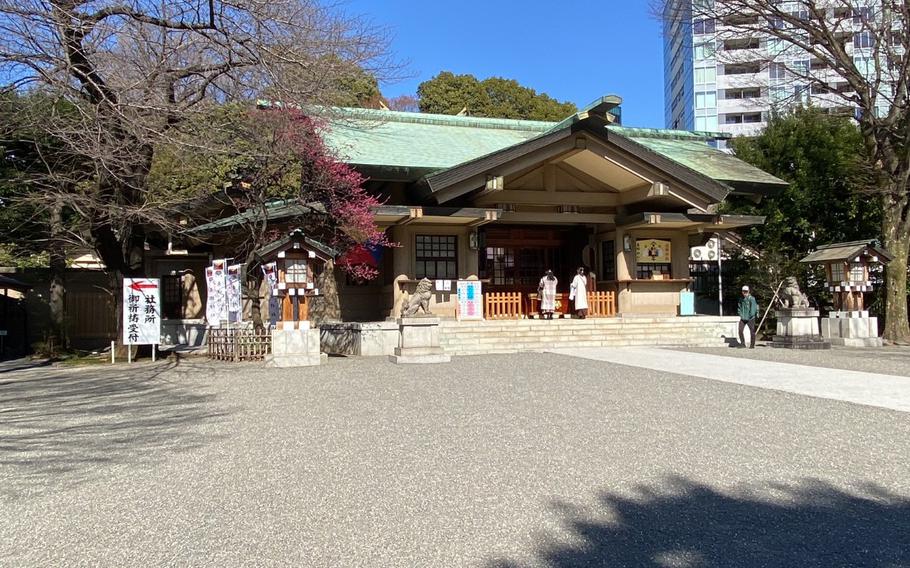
344;0;666;128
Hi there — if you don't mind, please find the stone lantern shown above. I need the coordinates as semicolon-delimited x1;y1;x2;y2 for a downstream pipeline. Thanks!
800;239;892;347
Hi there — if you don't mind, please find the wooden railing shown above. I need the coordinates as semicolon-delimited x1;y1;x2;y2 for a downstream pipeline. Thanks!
588;291;617;317
208;327;272;362
484;292;523;319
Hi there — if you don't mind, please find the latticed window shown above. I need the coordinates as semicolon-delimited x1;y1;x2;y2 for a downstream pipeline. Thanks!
637;263;672;280
849;263;865;282
415;235;457;279
161;274;183;319
485;247;515;285
831;263;846;282
286;260;308;283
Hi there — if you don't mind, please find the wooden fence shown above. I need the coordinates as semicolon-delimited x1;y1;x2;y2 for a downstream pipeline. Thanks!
588;291;617;317
484;292;524;319
208;327;272;362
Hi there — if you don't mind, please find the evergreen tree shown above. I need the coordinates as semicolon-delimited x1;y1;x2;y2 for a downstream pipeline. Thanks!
728;107;880;258
417;72;577;120
724;107;881;310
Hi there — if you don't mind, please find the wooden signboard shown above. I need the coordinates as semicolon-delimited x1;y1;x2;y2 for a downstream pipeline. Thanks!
636;239;672;264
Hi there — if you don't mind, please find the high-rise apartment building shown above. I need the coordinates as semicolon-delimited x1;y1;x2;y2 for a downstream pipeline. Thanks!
663;0;887;136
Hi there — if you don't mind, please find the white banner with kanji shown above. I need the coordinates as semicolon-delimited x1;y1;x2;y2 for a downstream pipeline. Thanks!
205;260;228;324
123;278;161;345
227;264;243;321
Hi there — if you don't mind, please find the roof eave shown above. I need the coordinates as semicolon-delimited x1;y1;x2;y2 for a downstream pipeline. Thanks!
596;122;732;204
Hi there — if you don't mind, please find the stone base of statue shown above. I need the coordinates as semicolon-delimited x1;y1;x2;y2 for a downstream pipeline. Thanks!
820;311;882;347
389;316;451;364
266;327;324;367
771;308;831;350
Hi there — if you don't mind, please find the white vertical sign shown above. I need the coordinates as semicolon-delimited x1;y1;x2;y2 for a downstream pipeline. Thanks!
205;260;229;324
262;262;280;327
456;280;483;320
123;278;161;345
227;264;243;322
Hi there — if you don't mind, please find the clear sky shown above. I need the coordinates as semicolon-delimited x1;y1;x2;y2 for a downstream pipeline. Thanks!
344;0;667;128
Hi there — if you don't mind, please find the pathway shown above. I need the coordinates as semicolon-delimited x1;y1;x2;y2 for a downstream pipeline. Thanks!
550;347;910;413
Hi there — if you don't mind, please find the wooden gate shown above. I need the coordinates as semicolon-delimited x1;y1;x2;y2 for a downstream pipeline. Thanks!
67;289;116;347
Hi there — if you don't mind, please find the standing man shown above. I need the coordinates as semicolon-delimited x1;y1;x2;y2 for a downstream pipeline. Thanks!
738;285;759;348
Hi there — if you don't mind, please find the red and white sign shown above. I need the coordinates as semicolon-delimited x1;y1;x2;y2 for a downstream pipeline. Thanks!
123;278;160;345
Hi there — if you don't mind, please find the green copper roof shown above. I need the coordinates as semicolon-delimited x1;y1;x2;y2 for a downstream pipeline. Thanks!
320;105;786;190
322;108;551;170
625;136;786;188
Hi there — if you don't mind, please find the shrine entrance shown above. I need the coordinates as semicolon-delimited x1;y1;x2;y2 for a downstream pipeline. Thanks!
479;225;587;294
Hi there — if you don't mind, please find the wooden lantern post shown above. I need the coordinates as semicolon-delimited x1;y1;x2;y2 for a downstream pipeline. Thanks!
256;229;334;330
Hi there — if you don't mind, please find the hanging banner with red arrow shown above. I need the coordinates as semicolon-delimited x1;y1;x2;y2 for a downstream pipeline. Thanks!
123;278;161;345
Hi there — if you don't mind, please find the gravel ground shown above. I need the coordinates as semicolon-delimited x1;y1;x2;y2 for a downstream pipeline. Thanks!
681;343;910;377
2;354;909;567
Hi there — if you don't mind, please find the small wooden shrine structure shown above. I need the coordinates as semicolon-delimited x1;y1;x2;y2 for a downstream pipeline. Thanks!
256;229;335;329
800;240;892;312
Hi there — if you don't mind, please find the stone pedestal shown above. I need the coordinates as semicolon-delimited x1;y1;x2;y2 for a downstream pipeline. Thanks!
771;308;831;349
320;321;400;356
821;311;882;347
389;317;451;364
266;328;324;367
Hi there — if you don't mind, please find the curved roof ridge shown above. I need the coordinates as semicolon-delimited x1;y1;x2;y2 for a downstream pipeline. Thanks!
328;106;556;132
609;125;730;141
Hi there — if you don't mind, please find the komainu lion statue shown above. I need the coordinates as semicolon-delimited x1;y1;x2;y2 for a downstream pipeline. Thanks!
400;277;434;317
779;276;810;308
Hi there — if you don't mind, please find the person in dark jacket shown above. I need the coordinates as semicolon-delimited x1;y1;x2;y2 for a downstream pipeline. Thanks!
738;285;759;348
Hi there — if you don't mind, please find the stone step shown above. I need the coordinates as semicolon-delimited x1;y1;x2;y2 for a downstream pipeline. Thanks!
441;337;729;348
439;324;734;334
440;332;727;341
443;331;729;338
434;316;737;356
444;344;727;356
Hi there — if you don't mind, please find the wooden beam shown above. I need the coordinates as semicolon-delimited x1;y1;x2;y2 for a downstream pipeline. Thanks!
544;164;557;192
433;136;579;204
474;189;619;207
399;206;424;225
468;209;501;227
556;162;621;193
499;211;616;225
584;137;656;185
618;182;669;205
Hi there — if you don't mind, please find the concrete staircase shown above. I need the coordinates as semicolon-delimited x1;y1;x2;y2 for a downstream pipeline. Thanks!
439;316;739;356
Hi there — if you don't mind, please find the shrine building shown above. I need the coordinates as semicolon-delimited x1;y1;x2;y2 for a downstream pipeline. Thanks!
255;95;784;321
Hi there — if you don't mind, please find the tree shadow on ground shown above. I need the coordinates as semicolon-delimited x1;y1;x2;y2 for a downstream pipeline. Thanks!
491;476;910;567
0;361;234;499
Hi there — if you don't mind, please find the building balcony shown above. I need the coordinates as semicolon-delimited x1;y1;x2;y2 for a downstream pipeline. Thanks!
716;48;767;65
717;95;768;114
717;71;767;91
718;120;766;138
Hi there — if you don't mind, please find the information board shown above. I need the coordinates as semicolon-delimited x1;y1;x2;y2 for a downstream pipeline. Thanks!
456;280;483;320
123;278;160;345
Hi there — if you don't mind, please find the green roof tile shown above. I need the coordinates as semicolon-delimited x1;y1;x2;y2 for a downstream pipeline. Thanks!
320;106;786;189
322;108;550;171
624;136;786;188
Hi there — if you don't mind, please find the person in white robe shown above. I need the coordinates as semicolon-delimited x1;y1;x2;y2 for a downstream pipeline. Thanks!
538;270;558;319
569;266;589;318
